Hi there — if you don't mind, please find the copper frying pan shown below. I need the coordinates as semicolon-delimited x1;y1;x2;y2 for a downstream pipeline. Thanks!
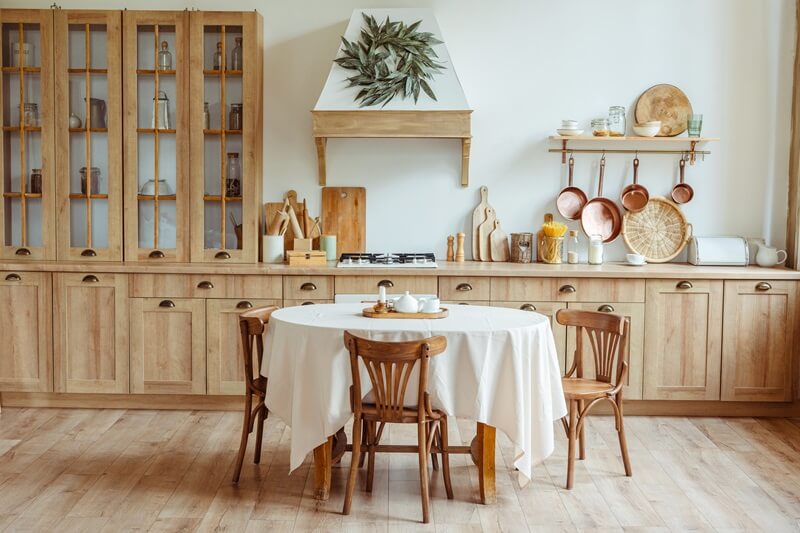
581;155;622;243
671;157;694;204
620;157;649;212
556;156;587;220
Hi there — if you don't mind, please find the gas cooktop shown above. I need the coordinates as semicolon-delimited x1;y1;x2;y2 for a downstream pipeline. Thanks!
337;253;437;268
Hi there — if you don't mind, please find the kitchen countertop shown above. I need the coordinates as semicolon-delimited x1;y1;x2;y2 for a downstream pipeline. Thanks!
1;260;798;279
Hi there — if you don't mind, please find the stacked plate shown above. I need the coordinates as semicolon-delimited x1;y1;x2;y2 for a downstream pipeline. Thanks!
557;120;583;136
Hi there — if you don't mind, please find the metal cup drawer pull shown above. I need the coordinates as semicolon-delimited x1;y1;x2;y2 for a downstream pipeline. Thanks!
598;304;614;313
81;249;97;257
300;282;317;291
215;251;231;260
236;301;253;309
197;281;214;289
559;284;576;294
15;247;31;256
149;250;165;259
456;283;473;292
520;303;536;312
676;280;693;290
301;301;316;306
755;282;772;291
159;300;176;308
378;279;394;288
82;275;100;283
4;273;21;282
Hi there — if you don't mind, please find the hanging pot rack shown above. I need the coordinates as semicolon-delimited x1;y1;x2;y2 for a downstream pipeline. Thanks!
549;135;718;165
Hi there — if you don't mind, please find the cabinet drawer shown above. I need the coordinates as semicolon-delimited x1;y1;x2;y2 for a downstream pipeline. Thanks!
284;276;333;300
130;274;281;299
439;277;490;301
490;277;557;302
554;278;645;303
335;276;437;295
283;299;334;307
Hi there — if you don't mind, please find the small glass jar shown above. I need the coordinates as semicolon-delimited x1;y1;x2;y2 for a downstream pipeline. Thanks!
225;153;241;197
608;106;626;136
203;102;210;130
80;166;101;195
213;42;224;70
591;118;609;137
21;103;39;127
158;41;173;71
231;37;243;70
566;230;580;264
588;234;604;265
540;235;564;264
29;168;42;194
229;103;242;130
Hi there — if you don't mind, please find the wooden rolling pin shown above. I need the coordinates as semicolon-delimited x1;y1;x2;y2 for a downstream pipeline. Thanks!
287;205;304;238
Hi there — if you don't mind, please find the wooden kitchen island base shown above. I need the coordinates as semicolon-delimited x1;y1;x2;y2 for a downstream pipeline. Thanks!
313;422;497;504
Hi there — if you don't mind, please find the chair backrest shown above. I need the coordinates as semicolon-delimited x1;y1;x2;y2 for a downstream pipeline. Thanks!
556;308;629;385
238;306;279;394
344;331;447;422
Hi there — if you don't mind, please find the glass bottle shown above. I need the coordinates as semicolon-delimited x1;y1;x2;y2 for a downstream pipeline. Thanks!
225;153;241;197
157;41;173;71
213;42;224;70
80;167;101;195
21;103;39;127
29;169;42;194
229;103;242;130
608;106;626;137
588;234;604;265
231;37;243;70
591;118;609;137
566;230;580;264
203;102;210;130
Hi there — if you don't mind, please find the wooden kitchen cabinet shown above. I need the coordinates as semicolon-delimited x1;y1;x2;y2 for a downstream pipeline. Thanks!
207;298;279;395
130;297;205;394
53;272;128;393
721;280;797;402
0;271;51;391
491;301;567;372
565;302;644;399
643;280;723;400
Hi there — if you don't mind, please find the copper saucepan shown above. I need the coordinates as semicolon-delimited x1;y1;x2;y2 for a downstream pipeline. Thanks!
581;155;622;243
620;157;649;212
671;157;694;204
556;156;588;220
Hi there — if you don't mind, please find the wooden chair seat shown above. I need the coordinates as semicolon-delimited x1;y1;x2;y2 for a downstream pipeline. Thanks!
360;403;446;423
562;377;614;399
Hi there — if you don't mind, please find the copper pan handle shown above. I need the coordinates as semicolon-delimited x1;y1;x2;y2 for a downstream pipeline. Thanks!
598;155;606;196
568;156;574;186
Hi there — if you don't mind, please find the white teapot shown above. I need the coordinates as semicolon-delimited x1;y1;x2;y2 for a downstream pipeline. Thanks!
755;243;787;267
394;291;419;313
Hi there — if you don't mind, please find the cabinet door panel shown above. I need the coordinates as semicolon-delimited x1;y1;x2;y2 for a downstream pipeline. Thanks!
490;301;566;372
207;298;279;395
722;281;797;402
643;280;723;400
130;297;205;394
0;271;51;391
566;302;644;399
54;273;128;393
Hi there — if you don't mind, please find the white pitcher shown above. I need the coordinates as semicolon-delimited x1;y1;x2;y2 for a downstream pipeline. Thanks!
755;243;787;267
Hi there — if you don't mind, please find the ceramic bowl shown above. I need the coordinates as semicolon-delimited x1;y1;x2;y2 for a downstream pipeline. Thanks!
557;128;584;136
139;179;173;196
632;123;661;137
626;253;646;266
561;120;579;129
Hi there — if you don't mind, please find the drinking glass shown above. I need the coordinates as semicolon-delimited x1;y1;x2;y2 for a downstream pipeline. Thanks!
687;114;703;137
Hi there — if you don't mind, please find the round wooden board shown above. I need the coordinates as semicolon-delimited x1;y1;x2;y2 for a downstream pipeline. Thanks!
362;307;449;319
634;84;693;137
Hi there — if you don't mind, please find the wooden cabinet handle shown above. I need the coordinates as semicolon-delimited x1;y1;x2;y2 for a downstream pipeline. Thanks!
15;248;31;256
4;273;21;281
559;284;576;294
676;280;693;290
81;248;97;257
378;279;394;288
300;282;317;291
236;300;253;309
197;281;214;289
82;275;100;283
159;300;176;308
301;301;316;306
598;304;614;313
456;283;473;292
149;250;165;259
755;282;772;291
215;251;231;259
520;303;536;312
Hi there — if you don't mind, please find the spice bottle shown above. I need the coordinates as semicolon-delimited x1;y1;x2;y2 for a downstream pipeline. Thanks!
30;169;42;194
213;42;224;70
231;37;243;70
567;230;580;264
157;41;173;71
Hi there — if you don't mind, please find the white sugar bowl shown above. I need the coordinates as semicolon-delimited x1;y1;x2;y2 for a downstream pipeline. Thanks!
394;291;419;313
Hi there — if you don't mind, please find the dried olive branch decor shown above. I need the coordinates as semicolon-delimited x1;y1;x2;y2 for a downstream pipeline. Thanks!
334;13;446;107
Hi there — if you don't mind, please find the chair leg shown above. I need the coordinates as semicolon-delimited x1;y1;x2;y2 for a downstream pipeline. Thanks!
578;399;586;461
358;420;368;468
232;393;252;483
343;414;362;516
566;399;577;490
254;403;266;464
439;417;453;500
615;399;632;477
417;422;431;524
366;421;377;493
430;423;440;471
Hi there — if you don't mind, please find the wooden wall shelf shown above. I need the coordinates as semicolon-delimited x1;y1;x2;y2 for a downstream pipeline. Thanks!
311;109;472;187
549;135;719;164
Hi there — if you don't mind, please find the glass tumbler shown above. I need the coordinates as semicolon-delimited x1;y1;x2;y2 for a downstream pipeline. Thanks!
687;114;703;137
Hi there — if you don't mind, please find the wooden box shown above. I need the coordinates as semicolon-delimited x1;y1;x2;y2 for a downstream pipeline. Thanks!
286;250;327;266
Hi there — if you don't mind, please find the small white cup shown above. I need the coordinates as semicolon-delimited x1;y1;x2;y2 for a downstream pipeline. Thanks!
626;253;646;266
419;297;441;313
263;235;285;264
561;119;578;129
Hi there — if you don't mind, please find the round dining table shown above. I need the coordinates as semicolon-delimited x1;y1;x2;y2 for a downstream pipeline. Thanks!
263;302;567;503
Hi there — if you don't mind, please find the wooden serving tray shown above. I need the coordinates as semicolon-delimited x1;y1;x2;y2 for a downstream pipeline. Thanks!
362;307;449;319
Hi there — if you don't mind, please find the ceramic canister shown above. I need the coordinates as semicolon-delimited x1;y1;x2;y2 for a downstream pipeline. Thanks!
320;235;337;261
263;235;284;264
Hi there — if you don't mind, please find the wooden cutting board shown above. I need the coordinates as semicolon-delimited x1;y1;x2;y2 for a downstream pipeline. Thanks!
476;207;496;263
489;220;509;262
321;187;366;256
634;84;693;137
471;186;492;261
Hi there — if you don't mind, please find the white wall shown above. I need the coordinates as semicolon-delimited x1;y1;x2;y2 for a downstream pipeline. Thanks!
13;0;795;260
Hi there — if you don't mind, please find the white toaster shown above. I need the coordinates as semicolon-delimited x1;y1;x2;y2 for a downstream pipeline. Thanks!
687;236;749;266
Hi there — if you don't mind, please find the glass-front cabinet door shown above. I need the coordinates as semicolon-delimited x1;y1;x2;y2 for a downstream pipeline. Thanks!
123;11;189;262
54;10;122;261
0;10;55;260
189;11;262;263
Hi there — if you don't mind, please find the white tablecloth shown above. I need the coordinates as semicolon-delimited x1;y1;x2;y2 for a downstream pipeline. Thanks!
263;303;567;482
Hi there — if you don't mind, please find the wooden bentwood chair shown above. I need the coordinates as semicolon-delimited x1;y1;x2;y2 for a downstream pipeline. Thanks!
232;305;279;483
342;331;453;524
556;308;632;490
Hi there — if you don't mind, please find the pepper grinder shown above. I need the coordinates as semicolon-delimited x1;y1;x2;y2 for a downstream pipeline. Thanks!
455;232;465;262
446;235;454;261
